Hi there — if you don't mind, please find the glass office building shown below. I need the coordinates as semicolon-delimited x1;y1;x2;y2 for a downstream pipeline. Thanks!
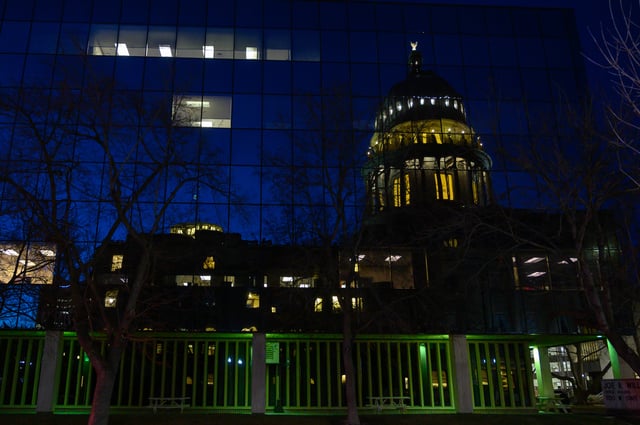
0;0;589;244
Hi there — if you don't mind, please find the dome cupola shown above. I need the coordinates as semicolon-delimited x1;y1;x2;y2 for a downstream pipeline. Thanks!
363;43;493;221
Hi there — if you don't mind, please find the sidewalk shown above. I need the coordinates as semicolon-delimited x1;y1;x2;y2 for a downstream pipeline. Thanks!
4;412;640;425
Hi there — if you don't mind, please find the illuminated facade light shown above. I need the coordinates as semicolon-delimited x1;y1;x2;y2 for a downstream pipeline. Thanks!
159;44;173;57
203;45;214;58
115;43;129;56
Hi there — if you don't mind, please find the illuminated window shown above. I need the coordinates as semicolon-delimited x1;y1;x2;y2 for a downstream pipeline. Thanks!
246;46;258;59
444;238;458;248
314;297;323;312
105;290;118;308
246;292;260;308
332;296;341;312
404;174;411;205
203;45;214;58
111;255;123;272
435;173;454;200
203;256;215;269
472;179;479;204
393;177;401;207
224;275;235;286
351;297;363;311
172;95;232;128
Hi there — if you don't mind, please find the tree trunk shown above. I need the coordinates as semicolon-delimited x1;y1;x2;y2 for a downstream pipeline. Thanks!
88;366;117;425
342;302;360;425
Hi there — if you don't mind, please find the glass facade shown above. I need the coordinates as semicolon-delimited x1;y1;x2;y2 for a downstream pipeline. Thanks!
0;0;588;248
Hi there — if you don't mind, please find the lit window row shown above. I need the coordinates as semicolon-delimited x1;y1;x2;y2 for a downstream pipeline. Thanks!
88;26;313;61
375;96;465;128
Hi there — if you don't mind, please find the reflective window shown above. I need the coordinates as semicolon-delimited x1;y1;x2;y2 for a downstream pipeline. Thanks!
377;33;406;64
485;8;513;35
176;26;204;58
540;10;570;37
375;4;404;31
517;37;545;67
175;60;204;92
543;37;573;68
292;30;319;62
118;26;147;57
0;22;30;53
488;37;518;67
263;62;291;94
23;55;54;86
430;6;459;34
89;24;117;55
464;67;492;100
34;0;63;21
350;32;377;63
58;24;89;54
121;0;149;25
404;5;429;33
263;96;291;129
172;95;232;128
319;2;347;30
232;130;261;165
348;3;375;31
236;0;262;27
232;95;261;128
293;63;320;94
434;35;462;66
92;0;121;23
321;31;348;62
492;68;522;99
511;9;540;36
204;61;233;92
28;23;60;54
143;58;173;90
292;1;318;29
234;29;261;60
4;1;34;20
207;2;234;26
149;0;178;25
458;7;487;34
521;69;550;101
234;61;262;93
114;57;144;89
498;101;526;134
147;27;176;58
264;1;291;28
206;28;234;59
462;36;489;66
0;55;24;86
265;30;290;61
178;0;207;25
321;63;349;92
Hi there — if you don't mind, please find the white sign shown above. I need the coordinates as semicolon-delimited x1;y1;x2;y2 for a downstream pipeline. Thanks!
603;379;640;410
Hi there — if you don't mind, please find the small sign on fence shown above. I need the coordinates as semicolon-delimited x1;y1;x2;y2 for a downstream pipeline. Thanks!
265;342;280;364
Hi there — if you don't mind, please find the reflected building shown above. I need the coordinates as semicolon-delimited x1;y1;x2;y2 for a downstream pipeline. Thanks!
0;0;628;417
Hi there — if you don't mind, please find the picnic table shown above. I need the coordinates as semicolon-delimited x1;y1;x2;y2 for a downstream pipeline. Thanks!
148;396;190;413
367;395;410;412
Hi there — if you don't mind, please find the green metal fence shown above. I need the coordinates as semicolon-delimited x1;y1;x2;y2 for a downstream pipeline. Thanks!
468;339;534;409
0;331;44;411
0;331;537;414
265;334;454;411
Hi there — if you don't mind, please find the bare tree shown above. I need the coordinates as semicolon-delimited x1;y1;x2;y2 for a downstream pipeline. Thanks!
264;87;368;425
500;97;640;375
0;75;223;425
589;0;640;187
